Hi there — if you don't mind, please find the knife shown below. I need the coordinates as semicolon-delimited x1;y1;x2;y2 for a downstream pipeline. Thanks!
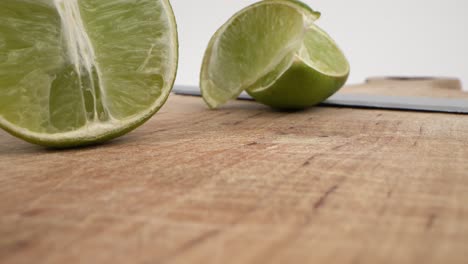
172;84;468;115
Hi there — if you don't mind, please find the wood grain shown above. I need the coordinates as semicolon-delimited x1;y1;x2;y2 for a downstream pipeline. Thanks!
1;80;468;264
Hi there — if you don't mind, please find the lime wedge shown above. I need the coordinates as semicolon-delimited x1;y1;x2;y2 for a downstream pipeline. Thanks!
200;0;349;109
0;0;178;147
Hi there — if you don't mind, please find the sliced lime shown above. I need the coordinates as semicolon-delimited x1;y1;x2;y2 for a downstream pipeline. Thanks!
200;0;349;109
0;0;178;147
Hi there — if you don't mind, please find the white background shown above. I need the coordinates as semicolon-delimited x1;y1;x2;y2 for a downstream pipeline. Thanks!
171;0;467;90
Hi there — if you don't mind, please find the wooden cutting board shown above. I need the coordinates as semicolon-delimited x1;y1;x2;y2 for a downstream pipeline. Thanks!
1;78;467;264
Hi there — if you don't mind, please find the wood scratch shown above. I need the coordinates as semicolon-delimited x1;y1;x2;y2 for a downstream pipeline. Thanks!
177;229;221;253
387;189;393;198
158;229;222;264
248;112;264;119
413;125;424;147
426;214;437;230
7;239;33;252
21;208;47;217
313;184;339;209
331;142;351;151
302;154;321;167
232;112;264;125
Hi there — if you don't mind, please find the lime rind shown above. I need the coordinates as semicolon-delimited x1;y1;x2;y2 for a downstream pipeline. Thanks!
246;54;349;109
264;0;321;21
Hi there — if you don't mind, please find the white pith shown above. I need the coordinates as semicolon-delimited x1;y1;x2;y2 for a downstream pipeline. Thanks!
54;0;111;122
55;0;95;77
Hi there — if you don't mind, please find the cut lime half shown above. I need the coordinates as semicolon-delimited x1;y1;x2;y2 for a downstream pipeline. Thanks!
0;0;178;147
200;0;349;109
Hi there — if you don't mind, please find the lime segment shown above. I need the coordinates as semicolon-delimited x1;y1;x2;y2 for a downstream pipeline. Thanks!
301;23;349;77
201;1;306;108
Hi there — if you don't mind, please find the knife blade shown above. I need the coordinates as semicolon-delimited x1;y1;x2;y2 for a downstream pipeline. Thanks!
172;85;468;114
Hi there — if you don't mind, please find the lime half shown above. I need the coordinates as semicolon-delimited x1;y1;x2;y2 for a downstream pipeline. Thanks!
0;0;178;147
200;0;349;109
